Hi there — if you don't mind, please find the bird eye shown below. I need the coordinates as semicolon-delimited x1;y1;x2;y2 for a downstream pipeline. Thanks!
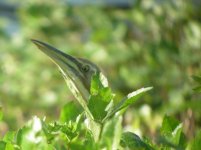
81;65;90;72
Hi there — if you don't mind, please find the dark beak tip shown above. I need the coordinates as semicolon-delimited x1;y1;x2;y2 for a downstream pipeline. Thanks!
30;39;45;50
31;39;40;44
30;39;36;42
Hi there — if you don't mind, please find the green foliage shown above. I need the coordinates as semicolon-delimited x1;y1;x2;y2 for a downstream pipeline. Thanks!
159;115;186;149
88;87;112;122
0;72;153;149
88;74;114;122
107;87;153;120
99;116;122;149
188;130;201;150
1;72;200;150
0;0;201;149
0;0;200;129
192;75;201;92
120;132;154;150
59;102;82;123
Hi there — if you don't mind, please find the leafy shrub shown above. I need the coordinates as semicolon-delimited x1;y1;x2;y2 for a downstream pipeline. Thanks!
0;73;200;149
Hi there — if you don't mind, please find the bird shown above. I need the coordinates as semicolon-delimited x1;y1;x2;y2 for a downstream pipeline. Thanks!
31;39;108;105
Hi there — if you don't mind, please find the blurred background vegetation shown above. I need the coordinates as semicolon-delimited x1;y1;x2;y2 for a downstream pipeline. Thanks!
0;0;201;141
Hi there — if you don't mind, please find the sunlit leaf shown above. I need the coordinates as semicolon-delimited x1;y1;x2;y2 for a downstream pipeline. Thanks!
5;142;15;150
3;131;15;143
160;115;186;148
120;132;154;150
117;87;153;109
88;87;114;122
105;87;153;119
88;73;114;122
59;101;82;123
100;116;122;150
90;73;104;95
16;128;23;146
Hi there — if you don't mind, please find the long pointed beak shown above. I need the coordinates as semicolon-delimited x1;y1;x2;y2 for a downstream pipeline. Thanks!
31;39;80;69
31;39;89;101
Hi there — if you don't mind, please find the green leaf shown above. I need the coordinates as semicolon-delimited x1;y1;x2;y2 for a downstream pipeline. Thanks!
100;116;122;150
86;118;102;142
90;73;103;95
88;73;114;122
0;141;18;150
188;130;201;150
90;73;108;94
15;116;52;150
120;132;154;150
192;75;201;92
3;132;15;143
69;133;97;150
83;131;98;149
99;72;109;88
16;128;23;146
69;143;86;150
5;142;15;150
117;87;153;110
59;101;82;123
192;75;201;84
193;86;201;92
88;87;114;122
161;115;180;137
106;87;153;119
0;141;6;150
160;115;184;146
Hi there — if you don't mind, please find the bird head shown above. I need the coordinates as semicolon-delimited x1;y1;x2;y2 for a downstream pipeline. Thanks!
31;39;107;102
